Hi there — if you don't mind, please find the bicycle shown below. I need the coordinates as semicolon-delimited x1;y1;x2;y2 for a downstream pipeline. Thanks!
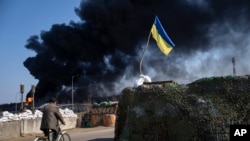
34;127;71;141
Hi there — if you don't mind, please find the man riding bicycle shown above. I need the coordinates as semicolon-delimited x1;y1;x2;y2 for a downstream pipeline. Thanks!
40;98;66;140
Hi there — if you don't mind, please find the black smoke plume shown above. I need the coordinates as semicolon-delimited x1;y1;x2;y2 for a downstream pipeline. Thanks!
24;0;250;102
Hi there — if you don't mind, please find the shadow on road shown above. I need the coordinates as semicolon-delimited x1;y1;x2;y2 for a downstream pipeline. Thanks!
88;138;113;141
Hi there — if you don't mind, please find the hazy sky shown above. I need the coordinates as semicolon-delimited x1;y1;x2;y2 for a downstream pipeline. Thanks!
0;0;81;104
1;0;250;105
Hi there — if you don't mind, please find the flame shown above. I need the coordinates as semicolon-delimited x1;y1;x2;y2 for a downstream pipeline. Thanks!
27;97;33;103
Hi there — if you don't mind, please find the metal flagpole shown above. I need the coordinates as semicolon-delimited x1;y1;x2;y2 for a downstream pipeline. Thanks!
139;31;152;75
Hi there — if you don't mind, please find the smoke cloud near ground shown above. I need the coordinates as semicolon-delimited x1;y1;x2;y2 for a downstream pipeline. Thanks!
23;0;250;100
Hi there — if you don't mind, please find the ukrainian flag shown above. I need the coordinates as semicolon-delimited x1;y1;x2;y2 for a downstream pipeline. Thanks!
151;16;175;55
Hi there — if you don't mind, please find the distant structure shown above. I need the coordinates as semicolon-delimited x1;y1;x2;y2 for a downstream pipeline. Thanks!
232;57;236;76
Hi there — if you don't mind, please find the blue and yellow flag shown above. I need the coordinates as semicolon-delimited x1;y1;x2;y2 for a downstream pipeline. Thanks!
151;16;175;55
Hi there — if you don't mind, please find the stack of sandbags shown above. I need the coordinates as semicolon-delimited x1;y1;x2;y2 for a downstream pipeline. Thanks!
59;108;77;118
0;108;77;123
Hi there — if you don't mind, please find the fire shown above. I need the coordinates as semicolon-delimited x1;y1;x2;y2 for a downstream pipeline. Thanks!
25;97;33;106
27;97;33;103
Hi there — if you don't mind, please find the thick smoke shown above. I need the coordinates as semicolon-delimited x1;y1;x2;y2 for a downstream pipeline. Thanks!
24;0;250;101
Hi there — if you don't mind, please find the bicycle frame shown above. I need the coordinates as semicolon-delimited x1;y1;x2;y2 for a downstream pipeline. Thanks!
53;127;64;141
54;130;64;141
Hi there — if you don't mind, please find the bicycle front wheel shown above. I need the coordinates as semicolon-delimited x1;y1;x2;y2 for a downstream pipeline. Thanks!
58;132;71;141
33;137;47;141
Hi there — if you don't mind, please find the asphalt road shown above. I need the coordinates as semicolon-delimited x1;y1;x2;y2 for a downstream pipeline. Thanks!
2;126;115;141
70;127;114;141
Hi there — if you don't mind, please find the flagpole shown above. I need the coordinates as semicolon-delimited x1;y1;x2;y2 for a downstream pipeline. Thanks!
139;31;152;75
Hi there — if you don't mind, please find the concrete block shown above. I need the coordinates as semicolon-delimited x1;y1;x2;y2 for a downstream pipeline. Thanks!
0;120;21;140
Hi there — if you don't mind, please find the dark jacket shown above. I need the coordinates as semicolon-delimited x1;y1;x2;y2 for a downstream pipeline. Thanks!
40;103;65;132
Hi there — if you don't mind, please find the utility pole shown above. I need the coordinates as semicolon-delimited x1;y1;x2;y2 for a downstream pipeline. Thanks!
31;85;36;114
20;84;24;111
71;75;77;111
232;57;236;76
15;92;19;113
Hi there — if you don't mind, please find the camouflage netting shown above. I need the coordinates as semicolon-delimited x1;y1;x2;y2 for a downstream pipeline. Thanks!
114;75;250;141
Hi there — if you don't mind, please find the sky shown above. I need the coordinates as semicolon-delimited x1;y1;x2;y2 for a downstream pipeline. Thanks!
0;0;81;104
1;0;250;105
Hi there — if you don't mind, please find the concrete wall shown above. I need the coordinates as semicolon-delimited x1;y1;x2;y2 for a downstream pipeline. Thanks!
21;118;43;135
0;117;77;140
0;120;20;140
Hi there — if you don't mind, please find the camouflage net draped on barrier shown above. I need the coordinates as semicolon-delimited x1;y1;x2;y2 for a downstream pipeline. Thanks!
114;75;250;141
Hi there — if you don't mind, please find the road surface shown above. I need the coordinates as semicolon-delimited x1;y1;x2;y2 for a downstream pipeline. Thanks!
2;126;115;141
69;127;114;141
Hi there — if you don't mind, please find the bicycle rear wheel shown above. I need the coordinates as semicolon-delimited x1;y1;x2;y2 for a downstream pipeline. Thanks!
58;132;71;141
